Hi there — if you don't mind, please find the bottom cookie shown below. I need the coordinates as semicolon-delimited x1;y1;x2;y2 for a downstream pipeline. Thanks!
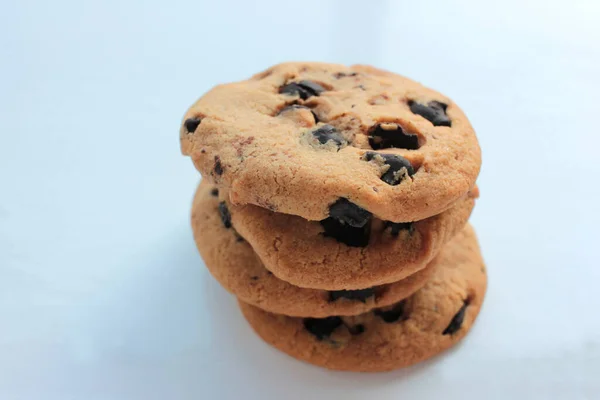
238;225;487;372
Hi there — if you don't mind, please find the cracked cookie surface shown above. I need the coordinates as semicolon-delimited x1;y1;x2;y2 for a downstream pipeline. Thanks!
192;181;436;317
220;183;478;290
239;224;487;372
180;62;481;222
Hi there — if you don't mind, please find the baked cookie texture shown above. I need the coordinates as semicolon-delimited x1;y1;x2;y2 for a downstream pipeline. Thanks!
192;181;436;317
180;62;481;223
182;62;486;372
223;184;477;290
238;224;487;372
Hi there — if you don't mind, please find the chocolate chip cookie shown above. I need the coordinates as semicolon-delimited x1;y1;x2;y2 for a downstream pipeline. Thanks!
180;62;481;222
221;184;477;290
192;181;436;317
238;224;487;372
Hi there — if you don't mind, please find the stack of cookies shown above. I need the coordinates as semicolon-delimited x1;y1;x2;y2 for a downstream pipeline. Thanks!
180;62;486;372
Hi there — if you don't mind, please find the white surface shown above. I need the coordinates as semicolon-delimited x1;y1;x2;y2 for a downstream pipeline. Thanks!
1;0;600;399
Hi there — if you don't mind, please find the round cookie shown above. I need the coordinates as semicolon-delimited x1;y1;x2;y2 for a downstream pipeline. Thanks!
180;62;481;223
221;184;477;290
238;224;487;372
192;181;436;317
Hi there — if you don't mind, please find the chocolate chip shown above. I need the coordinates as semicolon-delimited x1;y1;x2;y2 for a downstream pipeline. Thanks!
279;80;325;100
321;217;370;247
214;156;223;175
328;199;372;228
368;123;419;150
296;80;325;95
250;276;259;281
364;152;415;185
184;117;201;133
333;72;358;79
303;316;343;340
348;324;365;335
278;104;319;123
409;100;451;127
210;188;219;197
443;300;468;335
218;201;231;229
374;301;406;323
311;124;346;148
329;288;375;303
384;221;414;236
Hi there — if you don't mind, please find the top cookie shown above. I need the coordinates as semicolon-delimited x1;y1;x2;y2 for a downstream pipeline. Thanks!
180;62;481;222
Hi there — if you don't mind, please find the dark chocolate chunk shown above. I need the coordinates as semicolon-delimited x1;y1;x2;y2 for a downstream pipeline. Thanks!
218;201;231;229
296;80;325;95
184;117;201;133
279;83;306;98
384;221;414;236
311;124;346;148
321;217;370;247
364;152;415;185
279;80;325;100
303;316;343;340
333;72;358;79
329;288;376;303
278;104;319;123
409;100;451;127
210;188;219;197
214;156;223;175
328;198;372;228
368;123;420;150
443;300;469;335
374;301;407;323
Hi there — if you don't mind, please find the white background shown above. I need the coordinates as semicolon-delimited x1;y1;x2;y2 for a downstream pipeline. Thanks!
1;0;599;399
